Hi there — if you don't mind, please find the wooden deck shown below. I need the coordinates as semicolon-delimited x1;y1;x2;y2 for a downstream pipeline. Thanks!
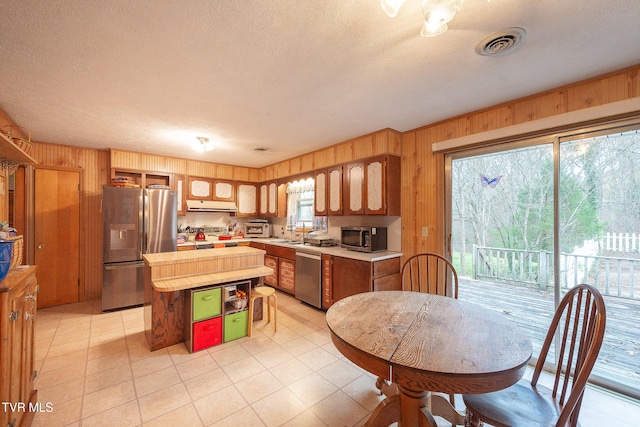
458;277;640;395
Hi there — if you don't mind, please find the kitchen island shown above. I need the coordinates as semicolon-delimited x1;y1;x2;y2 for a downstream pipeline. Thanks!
143;246;273;351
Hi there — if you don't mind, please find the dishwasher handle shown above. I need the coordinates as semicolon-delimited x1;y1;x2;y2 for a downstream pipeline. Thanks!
296;251;321;261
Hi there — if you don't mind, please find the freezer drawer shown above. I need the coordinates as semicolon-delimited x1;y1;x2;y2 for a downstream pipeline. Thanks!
102;261;144;311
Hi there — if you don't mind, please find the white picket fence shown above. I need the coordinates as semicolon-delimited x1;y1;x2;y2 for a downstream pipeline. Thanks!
602;232;640;252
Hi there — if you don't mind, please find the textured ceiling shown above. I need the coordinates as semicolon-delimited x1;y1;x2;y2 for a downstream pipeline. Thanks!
1;0;639;168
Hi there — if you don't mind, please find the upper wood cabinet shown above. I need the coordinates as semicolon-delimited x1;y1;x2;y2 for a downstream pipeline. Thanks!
267;182;278;216
187;176;213;200
365;155;401;216
328;166;343;216
112;169;172;189
258;181;283;217
236;182;258;217
212;178;236;202
259;183;269;216
343;155;400;216
344;162;365;215
314;170;328;216
316;167;343;216
174;174;186;216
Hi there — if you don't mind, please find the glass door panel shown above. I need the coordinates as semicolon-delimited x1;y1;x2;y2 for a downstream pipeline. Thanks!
449;143;555;358
559;128;640;395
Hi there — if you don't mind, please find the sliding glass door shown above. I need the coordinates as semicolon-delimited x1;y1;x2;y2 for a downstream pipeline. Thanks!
446;121;640;398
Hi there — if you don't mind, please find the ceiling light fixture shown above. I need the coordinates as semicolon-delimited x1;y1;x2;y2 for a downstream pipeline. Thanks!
194;136;215;152
381;0;484;37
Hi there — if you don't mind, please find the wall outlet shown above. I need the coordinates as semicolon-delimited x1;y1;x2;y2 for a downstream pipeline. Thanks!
421;226;429;237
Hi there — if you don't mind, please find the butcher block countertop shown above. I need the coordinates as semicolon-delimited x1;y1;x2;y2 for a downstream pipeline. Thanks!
143;247;273;292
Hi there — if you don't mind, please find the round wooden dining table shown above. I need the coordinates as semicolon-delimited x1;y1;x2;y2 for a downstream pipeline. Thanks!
326;291;532;427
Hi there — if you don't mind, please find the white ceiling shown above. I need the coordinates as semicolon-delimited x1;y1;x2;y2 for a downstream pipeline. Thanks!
1;0;639;168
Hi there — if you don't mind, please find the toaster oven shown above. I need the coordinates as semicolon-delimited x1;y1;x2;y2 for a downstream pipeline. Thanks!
244;222;271;238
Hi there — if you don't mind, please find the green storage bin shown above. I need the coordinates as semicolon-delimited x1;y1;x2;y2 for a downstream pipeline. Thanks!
224;310;248;342
192;288;222;321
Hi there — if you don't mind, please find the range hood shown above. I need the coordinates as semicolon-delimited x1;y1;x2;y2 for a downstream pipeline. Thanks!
186;200;238;213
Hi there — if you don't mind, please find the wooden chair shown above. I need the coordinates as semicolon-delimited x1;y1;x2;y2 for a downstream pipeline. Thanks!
376;253;460;424
401;252;459;298
463;283;607;427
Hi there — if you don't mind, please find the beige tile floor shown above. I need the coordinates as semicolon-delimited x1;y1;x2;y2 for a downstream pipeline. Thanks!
31;291;640;427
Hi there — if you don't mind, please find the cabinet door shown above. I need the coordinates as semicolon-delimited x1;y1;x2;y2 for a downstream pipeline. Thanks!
314;170;328;216
328;166;343;215
331;256;371;302
236;182;258;216
259;183;269;216
365;157;386;215
264;255;279;287
267;182;278;216
188;176;213;200
278;258;296;294
213;179;236;202
344;163;365;215
175;174;186;216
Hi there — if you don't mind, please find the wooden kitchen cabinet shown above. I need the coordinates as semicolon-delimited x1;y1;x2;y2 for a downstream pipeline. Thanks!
0;266;38;427
344;162;365;215
111;168;172;189
315;168;343;216
365;155;401;216
314;170;328;216
329;256;400;306
263;244;296;294
343;155;400;216
174;174;186;216
187;176;213;200
213;178;236;202
259;181;286;218
263;254;279;287
327;166;343;216
236;182;258;216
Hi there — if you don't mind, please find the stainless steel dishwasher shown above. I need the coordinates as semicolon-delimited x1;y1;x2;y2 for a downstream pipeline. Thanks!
295;250;322;308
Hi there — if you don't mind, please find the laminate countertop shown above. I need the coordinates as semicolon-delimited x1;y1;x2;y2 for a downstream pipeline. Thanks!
143;247;273;292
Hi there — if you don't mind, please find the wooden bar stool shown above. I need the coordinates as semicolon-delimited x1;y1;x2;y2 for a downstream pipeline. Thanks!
248;286;277;337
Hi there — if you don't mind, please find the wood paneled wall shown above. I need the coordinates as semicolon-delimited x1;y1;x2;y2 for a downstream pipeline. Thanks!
110;150;261;182
400;65;640;260
1;65;638;302
29;142;110;301
260;128;402;181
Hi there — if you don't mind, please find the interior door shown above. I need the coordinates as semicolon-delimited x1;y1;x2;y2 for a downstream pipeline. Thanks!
34;168;80;308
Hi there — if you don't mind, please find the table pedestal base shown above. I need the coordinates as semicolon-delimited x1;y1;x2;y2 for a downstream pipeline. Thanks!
372;380;466;426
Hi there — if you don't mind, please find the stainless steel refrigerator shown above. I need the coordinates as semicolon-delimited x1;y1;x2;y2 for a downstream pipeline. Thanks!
102;186;177;311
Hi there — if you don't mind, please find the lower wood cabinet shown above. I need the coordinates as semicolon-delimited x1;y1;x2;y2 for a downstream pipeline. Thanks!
0;266;38;427
184;280;250;353
328;256;400;307
259;244;296;295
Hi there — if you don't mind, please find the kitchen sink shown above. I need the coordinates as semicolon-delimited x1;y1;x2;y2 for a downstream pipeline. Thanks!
268;239;302;245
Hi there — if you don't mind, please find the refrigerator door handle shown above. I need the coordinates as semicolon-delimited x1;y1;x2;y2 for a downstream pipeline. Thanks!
140;192;146;258
104;261;145;270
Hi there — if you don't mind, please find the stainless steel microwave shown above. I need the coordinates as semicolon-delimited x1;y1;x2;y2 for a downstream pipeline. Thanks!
341;226;387;252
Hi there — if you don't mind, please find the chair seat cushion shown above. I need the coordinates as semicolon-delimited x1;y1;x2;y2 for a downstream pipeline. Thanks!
463;379;565;427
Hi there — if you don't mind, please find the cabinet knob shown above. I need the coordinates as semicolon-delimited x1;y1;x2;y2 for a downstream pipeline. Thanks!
37;244;45;249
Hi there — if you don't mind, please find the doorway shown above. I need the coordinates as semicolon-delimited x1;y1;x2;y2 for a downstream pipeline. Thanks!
34;168;80;308
446;120;640;398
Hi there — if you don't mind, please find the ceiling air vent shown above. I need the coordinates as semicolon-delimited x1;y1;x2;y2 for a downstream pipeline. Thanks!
475;27;526;57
